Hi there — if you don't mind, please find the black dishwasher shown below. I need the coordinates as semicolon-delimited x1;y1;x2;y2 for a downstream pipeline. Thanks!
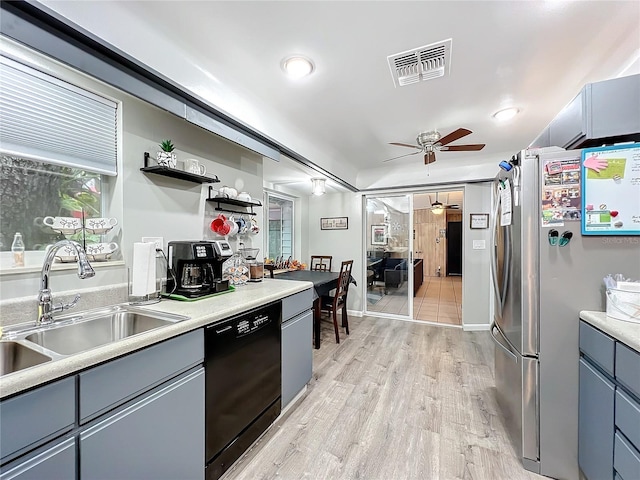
205;301;282;480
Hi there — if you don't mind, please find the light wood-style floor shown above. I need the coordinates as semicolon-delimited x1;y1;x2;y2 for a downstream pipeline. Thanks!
225;316;545;480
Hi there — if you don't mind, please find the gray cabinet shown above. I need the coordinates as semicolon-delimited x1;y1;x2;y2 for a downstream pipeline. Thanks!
0;377;75;465
282;310;313;407
281;289;313;409
579;320;640;480
531;74;640;149
81;367;205;480
0;437;75;480
579;358;615;480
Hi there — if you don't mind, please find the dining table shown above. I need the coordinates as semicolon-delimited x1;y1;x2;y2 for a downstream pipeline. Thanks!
272;270;355;349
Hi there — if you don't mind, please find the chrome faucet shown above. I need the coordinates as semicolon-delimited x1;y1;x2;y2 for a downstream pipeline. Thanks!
37;240;95;325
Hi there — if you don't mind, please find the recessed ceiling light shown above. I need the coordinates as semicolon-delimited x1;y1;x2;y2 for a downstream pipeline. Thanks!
493;107;520;121
281;55;314;79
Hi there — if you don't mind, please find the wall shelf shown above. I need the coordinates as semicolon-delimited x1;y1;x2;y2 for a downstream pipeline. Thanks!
140;152;220;184
206;186;262;215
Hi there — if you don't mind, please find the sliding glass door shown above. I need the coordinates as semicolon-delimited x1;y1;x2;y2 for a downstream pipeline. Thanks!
364;194;412;318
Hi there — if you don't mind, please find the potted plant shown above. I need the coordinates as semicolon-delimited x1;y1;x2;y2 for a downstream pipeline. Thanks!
157;139;177;168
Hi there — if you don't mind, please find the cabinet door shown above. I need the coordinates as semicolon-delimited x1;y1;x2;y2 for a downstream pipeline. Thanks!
579;358;615;480
0;437;75;480
282;310;313;408
81;368;204;480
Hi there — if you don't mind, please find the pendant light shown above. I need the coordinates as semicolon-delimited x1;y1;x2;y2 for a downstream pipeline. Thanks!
311;178;326;196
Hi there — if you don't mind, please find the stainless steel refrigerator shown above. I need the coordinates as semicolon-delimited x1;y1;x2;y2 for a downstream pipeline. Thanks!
490;147;640;479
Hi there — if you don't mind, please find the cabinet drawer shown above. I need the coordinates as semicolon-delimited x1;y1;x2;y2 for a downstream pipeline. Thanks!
0;436;75;480
0;377;75;464
615;432;640;480
616;389;640;451
616;343;640;399
79;329;203;423
282;288;313;320
580;321;615;376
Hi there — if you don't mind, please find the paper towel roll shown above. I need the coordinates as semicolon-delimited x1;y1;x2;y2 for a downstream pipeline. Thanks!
132;242;156;296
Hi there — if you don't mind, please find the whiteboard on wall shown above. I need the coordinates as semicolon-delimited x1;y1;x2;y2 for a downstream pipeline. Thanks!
581;143;640;235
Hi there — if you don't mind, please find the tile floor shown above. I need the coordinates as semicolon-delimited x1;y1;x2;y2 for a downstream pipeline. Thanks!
414;276;462;325
367;276;462;325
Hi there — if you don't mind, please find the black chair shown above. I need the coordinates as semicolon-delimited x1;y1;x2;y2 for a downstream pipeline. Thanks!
320;260;353;343
310;255;332;271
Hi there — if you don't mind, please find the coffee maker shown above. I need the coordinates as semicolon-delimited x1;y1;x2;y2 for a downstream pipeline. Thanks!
167;240;233;298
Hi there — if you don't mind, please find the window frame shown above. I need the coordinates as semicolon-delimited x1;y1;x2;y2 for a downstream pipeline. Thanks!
264;191;295;262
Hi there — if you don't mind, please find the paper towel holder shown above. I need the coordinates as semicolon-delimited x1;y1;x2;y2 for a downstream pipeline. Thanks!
128;267;161;305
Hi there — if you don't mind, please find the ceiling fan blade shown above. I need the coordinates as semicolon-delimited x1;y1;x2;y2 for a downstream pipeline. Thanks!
424;151;436;164
441;144;486;151
438;128;472;146
389;142;421;149
382;151;421;163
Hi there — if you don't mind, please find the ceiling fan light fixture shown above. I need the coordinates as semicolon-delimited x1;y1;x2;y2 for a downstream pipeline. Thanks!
431;205;445;215
311;177;326;195
492;107;520;121
281;55;314;79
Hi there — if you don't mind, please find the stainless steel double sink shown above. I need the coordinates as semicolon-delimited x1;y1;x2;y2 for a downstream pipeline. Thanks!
0;305;189;377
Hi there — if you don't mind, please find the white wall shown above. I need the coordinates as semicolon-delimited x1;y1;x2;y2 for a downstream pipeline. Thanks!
306;193;363;311
461;182;494;329
0;40;264;307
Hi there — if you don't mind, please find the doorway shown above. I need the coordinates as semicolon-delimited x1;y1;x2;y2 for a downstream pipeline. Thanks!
412;190;463;326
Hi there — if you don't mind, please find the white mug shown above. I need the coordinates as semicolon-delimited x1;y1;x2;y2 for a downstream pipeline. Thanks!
85;217;118;234
43;216;82;235
184;158;206;176
86;242;119;261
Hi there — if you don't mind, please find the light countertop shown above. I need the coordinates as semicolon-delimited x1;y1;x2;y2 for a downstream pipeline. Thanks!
0;279;312;400
580;311;640;352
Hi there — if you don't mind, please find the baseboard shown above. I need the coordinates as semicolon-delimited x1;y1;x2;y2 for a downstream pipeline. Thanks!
463;323;491;331
347;309;363;317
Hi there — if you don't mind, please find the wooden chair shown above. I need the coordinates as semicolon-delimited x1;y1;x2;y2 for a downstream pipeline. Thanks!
310;255;332;272
320;260;353;343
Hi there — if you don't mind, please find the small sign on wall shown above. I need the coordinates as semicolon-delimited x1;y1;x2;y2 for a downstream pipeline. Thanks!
321;216;348;230
470;213;489;229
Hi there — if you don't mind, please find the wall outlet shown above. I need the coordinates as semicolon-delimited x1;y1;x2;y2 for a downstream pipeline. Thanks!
142;237;164;251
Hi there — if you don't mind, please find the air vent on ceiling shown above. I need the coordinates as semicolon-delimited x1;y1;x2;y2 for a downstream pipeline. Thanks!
387;38;452;88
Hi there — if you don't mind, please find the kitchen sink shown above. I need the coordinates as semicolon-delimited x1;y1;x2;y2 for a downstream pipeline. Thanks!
24;306;187;356
0;341;52;375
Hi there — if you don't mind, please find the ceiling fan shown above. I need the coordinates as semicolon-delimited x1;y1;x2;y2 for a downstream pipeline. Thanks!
384;128;485;164
430;193;459;214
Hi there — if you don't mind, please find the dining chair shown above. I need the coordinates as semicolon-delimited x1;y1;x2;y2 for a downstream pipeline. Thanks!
320;260;353;343
310;255;332;271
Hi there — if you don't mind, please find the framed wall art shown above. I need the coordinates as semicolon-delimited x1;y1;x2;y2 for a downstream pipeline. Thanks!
371;224;388;245
321;216;349;230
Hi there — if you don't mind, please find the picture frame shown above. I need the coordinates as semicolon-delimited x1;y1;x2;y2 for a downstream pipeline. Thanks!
371;224;388;245
470;213;489;229
321;216;349;230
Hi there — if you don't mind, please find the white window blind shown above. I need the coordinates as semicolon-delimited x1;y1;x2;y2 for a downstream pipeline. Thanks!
0;55;118;175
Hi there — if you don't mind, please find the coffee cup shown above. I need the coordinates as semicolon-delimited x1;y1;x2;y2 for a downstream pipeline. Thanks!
43;216;82;235
226;217;239;237
211;214;230;235
85;217;118;234
184;158;206;176
86;242;119;261
237;191;252;202
49;243;78;262
250;218;260;235
237;217;248;235
218;186;238;199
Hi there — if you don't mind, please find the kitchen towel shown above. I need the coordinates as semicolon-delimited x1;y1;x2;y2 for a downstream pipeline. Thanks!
132;242;156;296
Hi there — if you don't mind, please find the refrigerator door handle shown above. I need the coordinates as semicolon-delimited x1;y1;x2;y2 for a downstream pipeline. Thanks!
490;320;518;362
490;183;502;311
